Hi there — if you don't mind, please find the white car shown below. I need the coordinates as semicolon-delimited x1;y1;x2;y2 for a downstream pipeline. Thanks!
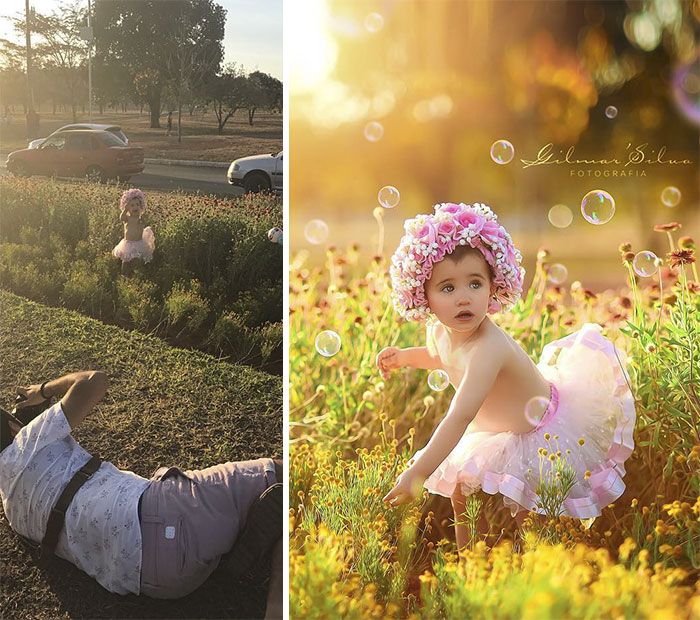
227;151;282;193
29;124;128;149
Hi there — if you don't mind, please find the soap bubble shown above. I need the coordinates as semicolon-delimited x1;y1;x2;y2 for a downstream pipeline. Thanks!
548;204;573;229
547;263;568;285
581;190;615;225
427;369;450;391
364;121;384;142
267;227;283;244
490;139;515;164
304;219;329;245
633;251;660;277
661;186;681;208
525;396;550;427
315;330;341;357
364;12;384;33
378;185;400;209
671;50;700;126
605;105;618;119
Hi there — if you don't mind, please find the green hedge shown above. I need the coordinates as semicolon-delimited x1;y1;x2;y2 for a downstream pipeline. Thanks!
0;177;282;371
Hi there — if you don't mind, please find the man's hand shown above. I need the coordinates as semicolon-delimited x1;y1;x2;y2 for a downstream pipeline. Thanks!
383;466;426;507
376;347;405;380
14;371;107;430
14;384;45;409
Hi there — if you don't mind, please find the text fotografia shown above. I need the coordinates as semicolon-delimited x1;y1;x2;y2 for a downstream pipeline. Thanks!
521;143;694;177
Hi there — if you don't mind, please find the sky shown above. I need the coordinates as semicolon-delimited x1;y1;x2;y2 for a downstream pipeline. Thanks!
0;0;282;79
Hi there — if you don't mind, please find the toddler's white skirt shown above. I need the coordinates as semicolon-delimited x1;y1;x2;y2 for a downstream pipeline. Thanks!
112;227;155;263
414;324;636;518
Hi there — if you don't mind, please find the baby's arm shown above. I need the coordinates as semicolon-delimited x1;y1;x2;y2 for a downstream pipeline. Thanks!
384;335;506;505
376;346;440;379
120;209;129;223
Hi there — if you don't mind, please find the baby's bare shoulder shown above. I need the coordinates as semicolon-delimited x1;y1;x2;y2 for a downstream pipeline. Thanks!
470;320;510;359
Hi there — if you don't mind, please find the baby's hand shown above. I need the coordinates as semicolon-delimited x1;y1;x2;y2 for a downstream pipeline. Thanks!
376;346;403;380
383;466;425;507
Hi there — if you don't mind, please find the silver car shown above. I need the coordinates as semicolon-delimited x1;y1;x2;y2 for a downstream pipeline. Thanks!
227;151;282;193
29;124;128;149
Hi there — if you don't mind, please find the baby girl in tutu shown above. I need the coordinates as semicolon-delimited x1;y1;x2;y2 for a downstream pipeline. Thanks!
378;202;635;549
112;188;155;274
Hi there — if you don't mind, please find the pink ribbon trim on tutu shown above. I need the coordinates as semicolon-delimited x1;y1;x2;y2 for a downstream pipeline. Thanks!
532;383;559;432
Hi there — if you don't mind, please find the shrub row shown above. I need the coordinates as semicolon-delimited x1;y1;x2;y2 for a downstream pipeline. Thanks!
0;177;283;371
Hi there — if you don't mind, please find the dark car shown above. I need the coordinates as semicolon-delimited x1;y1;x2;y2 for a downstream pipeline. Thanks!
28;123;129;149
7;129;144;182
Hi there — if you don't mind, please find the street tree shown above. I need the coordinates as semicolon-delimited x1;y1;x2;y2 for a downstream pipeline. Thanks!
205;63;248;134
93;0;225;128
165;12;222;142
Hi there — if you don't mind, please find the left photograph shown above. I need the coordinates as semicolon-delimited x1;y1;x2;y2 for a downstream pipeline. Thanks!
0;1;283;618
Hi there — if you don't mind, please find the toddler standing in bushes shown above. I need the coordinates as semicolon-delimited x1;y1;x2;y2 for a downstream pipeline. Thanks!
112;188;155;275
378;202;636;550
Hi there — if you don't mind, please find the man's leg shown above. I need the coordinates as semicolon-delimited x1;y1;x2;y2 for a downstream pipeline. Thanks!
221;472;282;577
140;458;280;599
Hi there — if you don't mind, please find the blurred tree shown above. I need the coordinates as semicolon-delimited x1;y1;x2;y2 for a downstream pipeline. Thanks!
1;1;89;122
0;68;26;114
205;63;248;134
93;59;132;115
93;0;225;128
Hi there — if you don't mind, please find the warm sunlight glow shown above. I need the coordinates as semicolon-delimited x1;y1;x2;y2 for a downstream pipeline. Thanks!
289;0;337;93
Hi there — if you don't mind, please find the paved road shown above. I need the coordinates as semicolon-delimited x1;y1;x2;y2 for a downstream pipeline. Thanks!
0;162;245;197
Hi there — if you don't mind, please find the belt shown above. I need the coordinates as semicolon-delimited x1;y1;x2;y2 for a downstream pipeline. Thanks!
39;455;102;567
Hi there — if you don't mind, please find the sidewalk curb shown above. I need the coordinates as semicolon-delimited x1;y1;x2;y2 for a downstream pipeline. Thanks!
145;158;230;168
0;152;230;169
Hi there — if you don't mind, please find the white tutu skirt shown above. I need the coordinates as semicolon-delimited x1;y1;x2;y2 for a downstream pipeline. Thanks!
414;324;636;518
112;227;155;263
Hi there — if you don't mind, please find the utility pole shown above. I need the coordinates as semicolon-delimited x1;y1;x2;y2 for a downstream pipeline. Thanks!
87;0;92;120
24;0;33;139
80;0;94;120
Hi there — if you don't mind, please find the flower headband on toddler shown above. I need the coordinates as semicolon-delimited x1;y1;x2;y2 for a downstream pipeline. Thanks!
119;188;147;214
389;202;524;321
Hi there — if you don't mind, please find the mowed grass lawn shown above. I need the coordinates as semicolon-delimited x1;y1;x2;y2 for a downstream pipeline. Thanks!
0;290;282;619
0;109;282;163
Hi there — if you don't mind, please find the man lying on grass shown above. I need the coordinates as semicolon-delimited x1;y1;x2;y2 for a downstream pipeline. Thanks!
0;370;282;612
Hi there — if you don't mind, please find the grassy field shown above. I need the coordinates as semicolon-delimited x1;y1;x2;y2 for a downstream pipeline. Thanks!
289;211;700;617
0;289;282;619
0;176;283;372
0;109;282;162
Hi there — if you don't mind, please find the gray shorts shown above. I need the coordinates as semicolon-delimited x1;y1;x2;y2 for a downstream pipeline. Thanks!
138;458;276;599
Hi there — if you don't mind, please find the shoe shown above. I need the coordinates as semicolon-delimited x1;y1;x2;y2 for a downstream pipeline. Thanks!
222;483;282;578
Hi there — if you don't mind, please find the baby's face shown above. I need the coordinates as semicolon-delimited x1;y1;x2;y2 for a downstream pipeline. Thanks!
126;198;142;214
425;251;493;333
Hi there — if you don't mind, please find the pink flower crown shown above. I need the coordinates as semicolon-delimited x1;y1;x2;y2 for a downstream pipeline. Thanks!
389;202;524;321
119;188;147;213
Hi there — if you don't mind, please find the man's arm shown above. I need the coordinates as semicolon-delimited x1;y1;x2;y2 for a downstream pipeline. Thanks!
16;371;108;430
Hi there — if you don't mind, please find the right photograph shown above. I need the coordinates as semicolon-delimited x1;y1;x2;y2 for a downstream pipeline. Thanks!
288;1;699;618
